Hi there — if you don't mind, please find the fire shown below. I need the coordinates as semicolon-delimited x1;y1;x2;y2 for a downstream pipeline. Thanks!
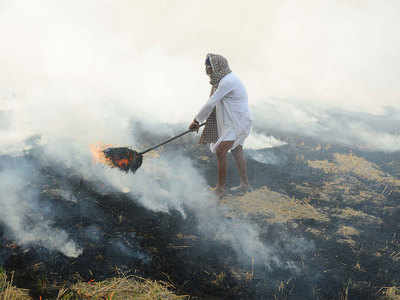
90;143;141;172
115;158;130;169
90;143;115;168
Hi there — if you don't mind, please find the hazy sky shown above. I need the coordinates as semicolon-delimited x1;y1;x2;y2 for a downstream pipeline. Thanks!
1;1;399;107
0;0;399;148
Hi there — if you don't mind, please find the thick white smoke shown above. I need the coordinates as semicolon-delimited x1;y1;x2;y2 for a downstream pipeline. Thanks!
1;0;397;264
252;99;400;152
92;149;305;268
0;165;82;257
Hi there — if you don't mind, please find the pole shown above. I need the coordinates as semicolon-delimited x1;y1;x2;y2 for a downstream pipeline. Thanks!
138;123;206;155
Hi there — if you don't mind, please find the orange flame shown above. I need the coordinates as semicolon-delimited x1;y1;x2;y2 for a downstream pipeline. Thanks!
115;158;130;169
90;143;114;167
90;143;134;170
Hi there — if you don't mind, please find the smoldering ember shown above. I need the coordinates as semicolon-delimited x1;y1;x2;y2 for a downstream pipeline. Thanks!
0;121;399;299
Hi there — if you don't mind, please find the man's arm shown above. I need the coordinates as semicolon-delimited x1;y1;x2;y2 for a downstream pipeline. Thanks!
194;78;233;123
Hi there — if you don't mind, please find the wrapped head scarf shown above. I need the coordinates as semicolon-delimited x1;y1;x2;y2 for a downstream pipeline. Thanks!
207;53;232;87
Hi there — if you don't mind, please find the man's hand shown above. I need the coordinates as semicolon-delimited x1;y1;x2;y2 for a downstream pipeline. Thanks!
189;119;200;132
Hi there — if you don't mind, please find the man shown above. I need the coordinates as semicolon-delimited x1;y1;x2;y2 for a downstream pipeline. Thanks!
189;53;252;198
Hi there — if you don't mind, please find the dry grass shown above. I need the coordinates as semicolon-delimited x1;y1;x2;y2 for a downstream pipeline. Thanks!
336;238;357;248
308;153;400;186
304;153;400;216
336;225;360;237
335;225;360;249
0;271;31;300
58;276;188;300
331;207;382;225
0;271;187;300
273;279;293;300
378;286;400;300
221;186;329;223
302;175;386;205
305;227;326;239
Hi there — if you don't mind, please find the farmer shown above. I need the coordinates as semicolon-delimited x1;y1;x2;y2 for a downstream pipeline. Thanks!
189;53;252;198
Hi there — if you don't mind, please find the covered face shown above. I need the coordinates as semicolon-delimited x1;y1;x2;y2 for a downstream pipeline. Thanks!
205;53;232;87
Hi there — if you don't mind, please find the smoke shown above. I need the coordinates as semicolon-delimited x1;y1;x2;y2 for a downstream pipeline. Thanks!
0;162;82;258
1;0;399;149
1;1;399;122
97;150;291;268
246;149;284;166
244;131;287;165
252;98;400;152
2;0;397;269
107;233;150;263
245;132;286;151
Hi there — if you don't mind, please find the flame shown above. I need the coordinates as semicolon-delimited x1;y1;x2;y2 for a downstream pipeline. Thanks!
116;158;130;169
90;143;113;166
90;143;135;171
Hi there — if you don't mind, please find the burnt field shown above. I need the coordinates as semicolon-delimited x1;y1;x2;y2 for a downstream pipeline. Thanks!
0;129;400;299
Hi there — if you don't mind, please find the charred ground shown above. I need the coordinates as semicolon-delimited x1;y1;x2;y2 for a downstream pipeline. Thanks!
0;127;399;299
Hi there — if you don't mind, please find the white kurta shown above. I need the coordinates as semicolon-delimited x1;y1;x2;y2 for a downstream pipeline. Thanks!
195;72;252;153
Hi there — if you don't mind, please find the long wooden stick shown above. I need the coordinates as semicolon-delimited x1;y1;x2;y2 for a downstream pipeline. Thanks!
138;123;206;155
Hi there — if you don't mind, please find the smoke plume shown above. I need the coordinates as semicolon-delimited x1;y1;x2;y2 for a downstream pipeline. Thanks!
1;0;397;269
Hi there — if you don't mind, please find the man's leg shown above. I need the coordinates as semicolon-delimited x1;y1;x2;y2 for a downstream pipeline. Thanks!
231;145;249;189
215;141;234;197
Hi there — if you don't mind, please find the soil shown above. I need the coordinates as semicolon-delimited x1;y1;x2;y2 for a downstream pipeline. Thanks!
0;132;399;299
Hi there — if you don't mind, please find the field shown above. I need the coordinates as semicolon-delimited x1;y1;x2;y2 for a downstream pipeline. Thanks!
0;129;399;299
